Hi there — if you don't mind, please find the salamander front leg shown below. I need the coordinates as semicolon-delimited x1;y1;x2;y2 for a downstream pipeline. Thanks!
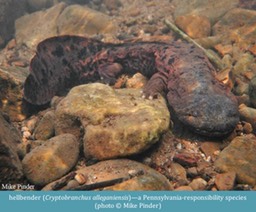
142;72;168;99
98;63;123;85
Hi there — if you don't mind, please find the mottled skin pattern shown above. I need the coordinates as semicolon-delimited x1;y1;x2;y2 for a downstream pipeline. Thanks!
24;35;239;136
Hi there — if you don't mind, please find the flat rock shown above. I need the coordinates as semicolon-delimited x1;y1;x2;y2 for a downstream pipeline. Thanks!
200;142;221;160
175;14;211;38
15;3;117;50
214;134;256;186
215;172;236;190
33;111;55;140
57;4;117;36
43;159;173;190
55;83;170;160
0;112;23;184
172;0;239;24
15;3;67;49
22;134;79;186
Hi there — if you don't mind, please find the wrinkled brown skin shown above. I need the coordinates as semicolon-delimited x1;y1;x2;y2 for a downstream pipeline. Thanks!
24;35;239;137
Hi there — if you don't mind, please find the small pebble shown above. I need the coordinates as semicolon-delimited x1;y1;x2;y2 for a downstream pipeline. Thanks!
64;180;79;190
23;116;39;132
205;156;211;162
243;122;253;134
21;126;29;132
187;167;198;177
176;143;182;150
213;150;220;156
75;173;87;184
23;131;31;139
128;169;138;176
211;187;218;191
142;157;151;165
189;178;207;190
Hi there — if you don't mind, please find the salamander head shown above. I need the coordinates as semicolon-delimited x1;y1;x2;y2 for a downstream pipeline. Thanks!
169;92;239;137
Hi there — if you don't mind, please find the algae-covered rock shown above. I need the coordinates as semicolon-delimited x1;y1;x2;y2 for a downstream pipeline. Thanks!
55;83;170;160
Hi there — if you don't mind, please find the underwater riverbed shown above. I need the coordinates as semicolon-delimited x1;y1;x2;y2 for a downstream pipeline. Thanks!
0;0;256;191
